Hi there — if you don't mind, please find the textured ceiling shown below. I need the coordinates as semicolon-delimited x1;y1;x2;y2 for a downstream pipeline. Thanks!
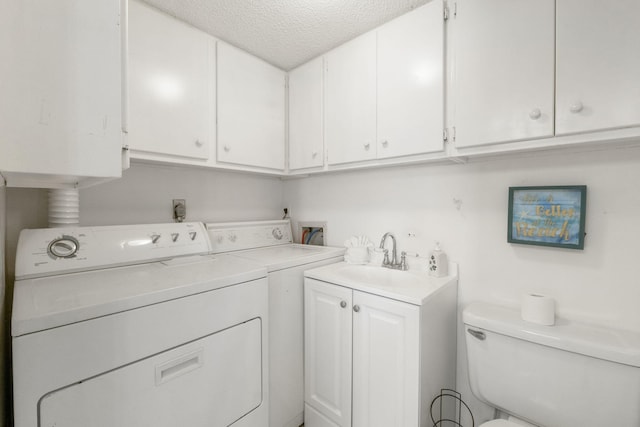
141;0;430;70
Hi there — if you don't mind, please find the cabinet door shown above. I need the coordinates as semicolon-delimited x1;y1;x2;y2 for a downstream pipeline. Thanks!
0;0;122;181
325;32;377;165
556;0;640;135
377;1;444;158
453;0;555;147
217;42;286;170
289;57;324;170
304;279;352;427
128;0;212;160
352;291;420;427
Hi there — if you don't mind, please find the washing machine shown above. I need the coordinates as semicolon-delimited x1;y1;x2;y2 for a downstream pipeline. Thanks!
12;222;269;427
206;220;345;427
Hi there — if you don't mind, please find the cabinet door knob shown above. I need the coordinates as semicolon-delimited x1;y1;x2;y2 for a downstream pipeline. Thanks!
195;139;204;147
340;300;347;308
569;101;584;114
381;140;389;147
529;108;542;120
353;305;360;313
312;151;318;158
363;143;371;151
223;145;231;152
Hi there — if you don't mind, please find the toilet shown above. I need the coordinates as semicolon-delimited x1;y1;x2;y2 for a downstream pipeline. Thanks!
463;302;640;427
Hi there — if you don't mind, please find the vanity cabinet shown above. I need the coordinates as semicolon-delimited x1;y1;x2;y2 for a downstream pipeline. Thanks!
325;1;445;165
303;267;457;427
288;57;325;171
0;0;124;187
128;0;213;161
217;42;286;171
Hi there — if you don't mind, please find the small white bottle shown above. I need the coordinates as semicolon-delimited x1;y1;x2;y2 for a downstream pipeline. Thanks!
428;242;448;277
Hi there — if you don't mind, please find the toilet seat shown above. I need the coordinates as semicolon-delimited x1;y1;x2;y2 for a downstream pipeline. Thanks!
480;420;521;427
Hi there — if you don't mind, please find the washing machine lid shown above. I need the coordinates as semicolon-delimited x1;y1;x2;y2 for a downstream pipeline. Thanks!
12;254;266;337
229;244;345;271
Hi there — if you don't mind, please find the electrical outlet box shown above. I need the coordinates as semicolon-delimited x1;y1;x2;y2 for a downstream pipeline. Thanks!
297;221;327;246
173;199;186;222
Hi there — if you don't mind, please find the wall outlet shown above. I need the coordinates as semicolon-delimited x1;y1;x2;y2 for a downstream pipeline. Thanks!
173;199;186;222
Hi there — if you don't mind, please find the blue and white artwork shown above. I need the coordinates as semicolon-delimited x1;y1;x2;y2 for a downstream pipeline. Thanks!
508;186;586;249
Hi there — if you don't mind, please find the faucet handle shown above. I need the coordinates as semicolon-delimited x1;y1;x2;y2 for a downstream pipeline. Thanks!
382;249;390;265
400;251;408;271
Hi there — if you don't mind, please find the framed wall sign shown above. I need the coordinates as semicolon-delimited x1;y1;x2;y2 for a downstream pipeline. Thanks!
508;185;587;249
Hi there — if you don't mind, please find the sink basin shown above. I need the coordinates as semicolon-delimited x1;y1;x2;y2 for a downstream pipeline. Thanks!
305;262;456;305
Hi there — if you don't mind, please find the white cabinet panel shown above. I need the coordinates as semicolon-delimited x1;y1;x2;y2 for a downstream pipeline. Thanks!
325;32;377;165
289;57;324;170
304;280;352;427
352;291;420;427
128;0;212;160
0;0;123;184
453;0;555;147
377;1;444;158
556;0;640;135
217;42;286;170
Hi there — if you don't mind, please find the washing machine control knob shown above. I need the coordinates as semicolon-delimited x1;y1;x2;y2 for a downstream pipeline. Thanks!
48;236;79;259
272;228;283;240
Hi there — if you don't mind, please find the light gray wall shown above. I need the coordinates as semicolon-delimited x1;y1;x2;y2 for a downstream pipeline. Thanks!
283;145;640;422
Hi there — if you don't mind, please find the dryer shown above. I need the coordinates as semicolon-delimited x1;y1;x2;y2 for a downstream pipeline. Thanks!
12;222;268;427
206;220;345;427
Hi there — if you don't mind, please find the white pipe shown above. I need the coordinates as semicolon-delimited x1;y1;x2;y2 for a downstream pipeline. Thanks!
48;188;79;228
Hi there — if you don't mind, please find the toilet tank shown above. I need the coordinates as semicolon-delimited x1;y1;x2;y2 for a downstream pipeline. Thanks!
463;302;640;427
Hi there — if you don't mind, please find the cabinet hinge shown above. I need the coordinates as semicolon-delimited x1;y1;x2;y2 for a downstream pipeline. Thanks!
443;129;449;142
444;6;449;20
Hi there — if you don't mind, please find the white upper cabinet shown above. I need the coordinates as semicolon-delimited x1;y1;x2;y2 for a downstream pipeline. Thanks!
289;57;324;171
377;0;444;158
217;42;286;171
325;32;378;166
452;0;555;148
325;2;445;166
556;0;640;135
128;0;213;160
0;0;123;187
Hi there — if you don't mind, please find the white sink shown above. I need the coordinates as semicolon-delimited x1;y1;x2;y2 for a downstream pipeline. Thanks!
305;262;457;305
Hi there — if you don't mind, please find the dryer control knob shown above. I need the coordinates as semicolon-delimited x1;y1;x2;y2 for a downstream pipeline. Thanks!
48;236;79;259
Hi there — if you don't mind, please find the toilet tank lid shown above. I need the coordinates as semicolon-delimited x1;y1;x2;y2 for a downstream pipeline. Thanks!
463;302;640;368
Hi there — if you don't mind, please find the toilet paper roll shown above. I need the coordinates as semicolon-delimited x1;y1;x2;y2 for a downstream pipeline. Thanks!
521;293;555;326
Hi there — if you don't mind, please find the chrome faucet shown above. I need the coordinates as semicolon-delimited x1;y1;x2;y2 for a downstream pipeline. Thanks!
379;232;408;270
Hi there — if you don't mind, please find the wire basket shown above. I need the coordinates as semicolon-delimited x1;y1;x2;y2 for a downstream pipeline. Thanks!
430;389;474;427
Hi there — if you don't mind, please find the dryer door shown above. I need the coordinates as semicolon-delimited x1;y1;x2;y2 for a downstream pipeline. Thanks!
40;318;263;426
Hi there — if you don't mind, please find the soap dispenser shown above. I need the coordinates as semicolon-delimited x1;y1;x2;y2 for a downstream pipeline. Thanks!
428;242;448;277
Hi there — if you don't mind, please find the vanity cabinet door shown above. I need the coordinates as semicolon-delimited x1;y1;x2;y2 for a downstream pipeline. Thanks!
555;0;640;135
128;0;212;160
304;279;353;427
351;291;420;427
325;32;377;165
452;0;555;148
377;0;444;158
289;57;324;170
